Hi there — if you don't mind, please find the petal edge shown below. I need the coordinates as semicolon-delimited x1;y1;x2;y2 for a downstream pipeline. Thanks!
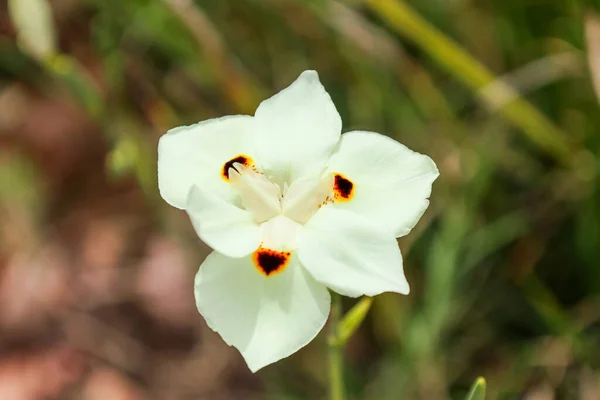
298;207;409;298
158;115;255;209
253;71;342;185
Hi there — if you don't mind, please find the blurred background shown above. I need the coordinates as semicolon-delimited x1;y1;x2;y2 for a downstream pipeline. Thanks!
1;0;600;399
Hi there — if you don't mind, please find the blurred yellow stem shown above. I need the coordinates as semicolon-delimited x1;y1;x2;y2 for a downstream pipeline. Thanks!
366;0;574;165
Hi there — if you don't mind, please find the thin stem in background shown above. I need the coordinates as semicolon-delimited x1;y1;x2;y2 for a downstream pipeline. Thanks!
328;293;346;400
366;0;575;165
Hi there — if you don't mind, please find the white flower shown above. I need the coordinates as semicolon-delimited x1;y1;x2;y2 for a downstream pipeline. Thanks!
158;70;439;372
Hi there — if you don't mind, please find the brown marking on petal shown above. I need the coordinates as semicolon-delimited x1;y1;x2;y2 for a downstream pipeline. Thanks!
252;247;291;277
333;173;354;202
318;194;334;208
221;155;254;181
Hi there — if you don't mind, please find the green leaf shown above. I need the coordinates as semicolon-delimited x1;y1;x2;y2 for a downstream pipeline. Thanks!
8;0;57;61
45;55;104;119
465;377;486;400
586;11;600;104
336;297;373;346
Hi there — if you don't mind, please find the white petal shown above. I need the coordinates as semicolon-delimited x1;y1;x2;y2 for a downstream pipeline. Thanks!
253;71;342;185
326;131;439;237
298;207;409;297
187;185;260;258
158;115;255;209
195;251;331;372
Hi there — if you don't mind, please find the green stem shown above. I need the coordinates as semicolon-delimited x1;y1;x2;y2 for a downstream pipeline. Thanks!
328;293;346;400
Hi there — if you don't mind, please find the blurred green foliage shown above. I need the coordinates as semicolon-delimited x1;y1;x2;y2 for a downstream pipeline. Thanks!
3;0;600;399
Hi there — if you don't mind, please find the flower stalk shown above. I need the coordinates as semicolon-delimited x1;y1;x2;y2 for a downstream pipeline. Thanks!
328;293;346;400
327;295;373;400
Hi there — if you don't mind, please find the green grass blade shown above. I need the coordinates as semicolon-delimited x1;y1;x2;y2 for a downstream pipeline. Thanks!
366;0;574;165
466;377;486;400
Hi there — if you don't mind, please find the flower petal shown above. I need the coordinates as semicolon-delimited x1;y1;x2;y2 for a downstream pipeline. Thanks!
253;70;342;185
158;115;255;209
195;251;331;372
298;207;409;297
187;185;261;258
326;131;439;237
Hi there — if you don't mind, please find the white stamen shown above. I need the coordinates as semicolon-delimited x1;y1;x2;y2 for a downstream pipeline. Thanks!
282;174;334;224
228;163;282;223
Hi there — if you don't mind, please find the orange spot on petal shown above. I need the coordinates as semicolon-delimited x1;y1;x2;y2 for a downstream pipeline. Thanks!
252;248;291;277
333;173;354;202
221;155;254;181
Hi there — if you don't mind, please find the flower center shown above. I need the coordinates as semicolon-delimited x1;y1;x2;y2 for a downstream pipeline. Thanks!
226;160;334;225
222;156;355;277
